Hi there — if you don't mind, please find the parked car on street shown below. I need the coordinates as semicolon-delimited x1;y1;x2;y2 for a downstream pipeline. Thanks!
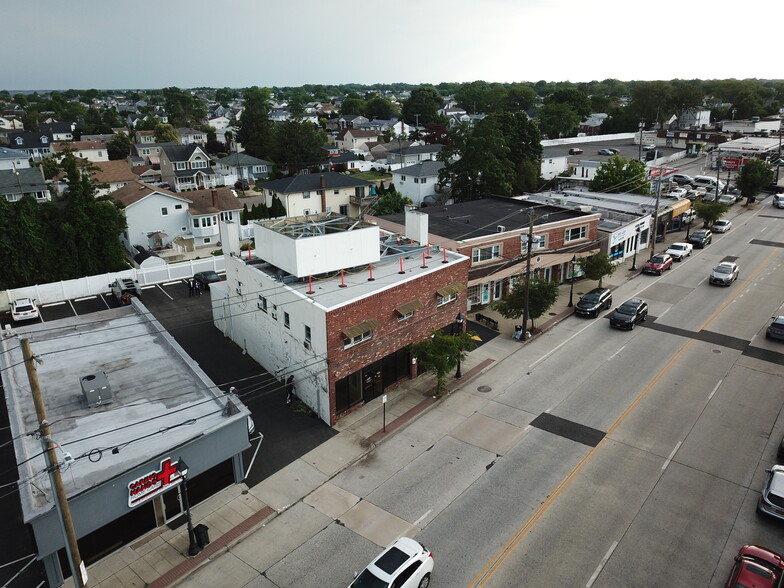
686;187;706;200
718;194;736;206
609;298;648;330
672;174;693;185
642;144;656;151
597;149;615;155
574;287;613;318
758;465;784;521
767;316;784;341
688;229;713;248
568;148;583;155
193;271;223;289
642;254;673;275
349;537;433;588
665;242;693;261
709;262;739;286
724;544;784;588
665;188;688;200
10;298;39;322
712;219;732;232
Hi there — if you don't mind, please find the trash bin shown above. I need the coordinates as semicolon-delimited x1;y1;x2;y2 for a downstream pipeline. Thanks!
194;524;210;548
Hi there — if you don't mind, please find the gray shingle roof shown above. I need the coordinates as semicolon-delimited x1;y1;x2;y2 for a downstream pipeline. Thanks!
214;152;272;167
395;160;445;177
387;143;444;156
0;168;47;194
260;172;371;193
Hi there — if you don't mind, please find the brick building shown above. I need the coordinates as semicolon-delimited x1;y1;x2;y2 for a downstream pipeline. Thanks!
211;210;470;425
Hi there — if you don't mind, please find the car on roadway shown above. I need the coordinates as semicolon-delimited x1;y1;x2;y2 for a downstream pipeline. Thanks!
10;298;39;322
349;537;433;588
642;254;673;275
664;187;688;199
758;465;784;521
597;148;615;155
709;261;739;286
688;229;712;248
672;173;693;185
686;187;706;200
724;544;784;588
609;298;648;330
193;271;223;289
767;316;784;341
607;147;620;154
718;193;736;206
574;287;613;318
568;148;583;155
712;219;732;232
642;144;656;151
665;242;693;261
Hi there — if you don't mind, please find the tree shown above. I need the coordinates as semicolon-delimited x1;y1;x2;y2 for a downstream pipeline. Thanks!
580;253;616;288
364;95;396;120
236;86;274;160
669;80;704;122
401;86;443;125
544;88;591;118
492;276;559;332
411;331;476;396
340;93;365;116
271;120;326;173
694;201;728;227
537;102;582;138
215;87;236;107
629;81;673;127
372;191;412;215
588;156;650;194
135;116;161;131
737;159;774;204
269;195;286;217
162;86;207;127
107;132;133;160
504;83;537;112
154;123;179;144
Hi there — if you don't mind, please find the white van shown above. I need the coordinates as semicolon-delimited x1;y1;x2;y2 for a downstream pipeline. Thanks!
693;175;726;193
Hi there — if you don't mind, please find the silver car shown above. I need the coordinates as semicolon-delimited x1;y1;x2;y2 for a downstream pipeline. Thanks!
709;262;739;286
759;465;784;520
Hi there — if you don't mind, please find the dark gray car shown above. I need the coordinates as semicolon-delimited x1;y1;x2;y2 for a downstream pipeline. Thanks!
574;288;613;318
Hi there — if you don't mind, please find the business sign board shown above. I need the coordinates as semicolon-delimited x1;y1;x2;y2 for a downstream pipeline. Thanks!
127;457;185;507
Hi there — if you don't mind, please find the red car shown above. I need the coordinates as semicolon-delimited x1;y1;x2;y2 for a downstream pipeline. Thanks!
642;253;673;275
725;545;784;588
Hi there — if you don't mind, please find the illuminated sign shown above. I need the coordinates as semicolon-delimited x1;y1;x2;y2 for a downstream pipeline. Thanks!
127;457;185;508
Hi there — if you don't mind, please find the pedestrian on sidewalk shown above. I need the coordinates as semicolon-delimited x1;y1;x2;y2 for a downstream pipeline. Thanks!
285;375;295;405
195;280;202;296
188;278;195;296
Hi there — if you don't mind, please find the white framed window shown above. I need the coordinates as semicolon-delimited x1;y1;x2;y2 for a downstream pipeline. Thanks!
565;226;587;242
175;204;183;210
414;178;419;183
401;175;406;181
523;234;547;253
303;209;311;215
176;162;186;170
141;148;150;155
284;312;290;328
472;244;501;263
343;330;373;348
258;295;268;312
397;311;414;322
191;159;207;169
339;204;348;215
437;292;458;306
193;219;199;228
304;325;312;350
333;189;339;194
303;191;311;199
421;178;427;184
204;237;211;244
161;207;168;216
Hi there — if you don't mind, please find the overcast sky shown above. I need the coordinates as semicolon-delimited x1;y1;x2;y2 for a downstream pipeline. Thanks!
6;0;780;92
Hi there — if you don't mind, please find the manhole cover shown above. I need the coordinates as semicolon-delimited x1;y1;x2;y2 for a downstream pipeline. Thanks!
712;348;721;354
477;385;492;393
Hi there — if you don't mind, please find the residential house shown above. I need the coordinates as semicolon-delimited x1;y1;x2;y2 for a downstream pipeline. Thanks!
52;139;110;162
269;109;290;122
132;164;162;185
386;143;443;168
0;147;31;171
327;151;371;173
370;197;601;310
159;144;218;191
133;142;176;167
677;108;711;129
540;153;568;180
578;113;608;136
213;152;272;185
365;140;415;164
177;128;207;145
0;115;24;131
135;130;156;144
0;167;50;202
337;114;369;129
259;172;372;218
6;131;53;160
39;121;75;142
356;119;412;137
209;115;231;131
212;210;470;424
90;160;140;197
111;182;242;252
392;160;445;207
333;128;380;152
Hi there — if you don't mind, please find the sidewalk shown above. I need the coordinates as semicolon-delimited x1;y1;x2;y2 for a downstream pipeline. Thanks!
70;219;718;588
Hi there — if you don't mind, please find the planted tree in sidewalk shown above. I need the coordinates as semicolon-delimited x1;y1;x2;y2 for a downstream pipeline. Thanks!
492;276;559;333
737;159;774;204
580;253;615;288
694;201;728;227
411;331;476;396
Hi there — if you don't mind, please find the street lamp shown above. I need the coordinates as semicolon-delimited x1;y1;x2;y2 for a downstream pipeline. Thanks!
685;202;694;240
176;458;201;557
454;312;463;379
631;226;641;271
567;255;577;307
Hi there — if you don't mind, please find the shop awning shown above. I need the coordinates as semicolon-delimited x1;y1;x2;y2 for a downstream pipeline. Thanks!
395;300;423;316
436;283;466;297
467;250;599;287
342;318;380;339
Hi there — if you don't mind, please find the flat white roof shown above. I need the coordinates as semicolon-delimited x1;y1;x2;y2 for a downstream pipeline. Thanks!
718;136;781;153
0;303;246;520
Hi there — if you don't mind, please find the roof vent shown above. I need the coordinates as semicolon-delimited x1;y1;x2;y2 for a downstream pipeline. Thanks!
497;225;506;233
81;372;113;408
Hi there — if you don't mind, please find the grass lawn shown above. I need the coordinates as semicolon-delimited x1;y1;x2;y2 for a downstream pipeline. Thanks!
355;170;392;182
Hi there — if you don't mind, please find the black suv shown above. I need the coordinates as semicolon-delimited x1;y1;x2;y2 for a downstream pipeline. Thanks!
688;229;712;248
574;288;613;318
609;298;648;330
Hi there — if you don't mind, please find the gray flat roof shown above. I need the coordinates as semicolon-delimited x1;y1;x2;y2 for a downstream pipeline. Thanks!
1;303;246;520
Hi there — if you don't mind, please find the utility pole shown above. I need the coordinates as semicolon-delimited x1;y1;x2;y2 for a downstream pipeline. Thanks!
638;118;646;162
22;339;86;588
715;148;722;200
522;209;534;341
650;165;663;254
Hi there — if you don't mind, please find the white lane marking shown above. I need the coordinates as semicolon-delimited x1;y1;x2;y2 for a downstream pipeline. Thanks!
73;296;97;303
662;441;682;471
708;379;722;400
586;541;618;588
42;301;67;307
412;509;432;527
523;425;532;432
657;307;670;319
243;434;264;481
608;345;627;361
141;285;157;290
156;283;174;300
528;318;600;370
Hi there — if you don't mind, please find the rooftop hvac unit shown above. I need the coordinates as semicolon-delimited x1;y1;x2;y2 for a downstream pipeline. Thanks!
497;225;506;233
81;371;113;407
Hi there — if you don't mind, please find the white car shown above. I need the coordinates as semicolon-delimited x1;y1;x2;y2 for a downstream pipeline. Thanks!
666;188;688;199
350;537;433;588
712;219;732;232
10;298;39;322
665;242;693;261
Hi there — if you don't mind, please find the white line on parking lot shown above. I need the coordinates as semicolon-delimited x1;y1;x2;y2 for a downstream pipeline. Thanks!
586;541;618;588
163;280;181;286
140;285;157;290
662;441;682;471
608;345;626;361
243;434;264;482
73;296;97;303
412;509;432;527
156;284;173;300
41;301;67;307
708;379;722;400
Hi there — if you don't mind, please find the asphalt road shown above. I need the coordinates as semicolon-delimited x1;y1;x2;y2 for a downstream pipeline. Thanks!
231;198;784;587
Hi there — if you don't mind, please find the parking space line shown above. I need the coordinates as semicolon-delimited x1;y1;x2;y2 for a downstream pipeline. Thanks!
163;280;181;286
99;295;111;310
156;284;174;300
662;441;681;471
41;301;67;307
708;379;722;400
74;296;98;302
586;541;618;588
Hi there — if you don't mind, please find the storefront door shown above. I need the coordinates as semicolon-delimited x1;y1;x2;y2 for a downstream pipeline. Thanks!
481;283;491;304
162;486;184;524
362;361;383;403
